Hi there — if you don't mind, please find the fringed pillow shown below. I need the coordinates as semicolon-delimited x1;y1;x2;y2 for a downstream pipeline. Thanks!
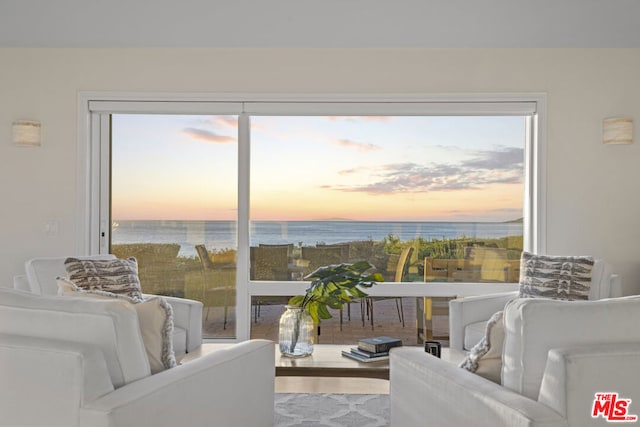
57;277;176;374
459;310;504;383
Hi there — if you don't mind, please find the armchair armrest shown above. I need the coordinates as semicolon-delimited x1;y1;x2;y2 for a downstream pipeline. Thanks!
390;347;566;427
539;343;640;426
80;340;275;427
0;333;114;427
449;291;517;350
144;294;203;352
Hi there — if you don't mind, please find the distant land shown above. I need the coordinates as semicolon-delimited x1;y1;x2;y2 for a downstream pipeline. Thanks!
301;217;525;223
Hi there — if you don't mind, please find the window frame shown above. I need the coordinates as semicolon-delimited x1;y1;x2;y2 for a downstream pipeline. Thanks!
78;92;546;341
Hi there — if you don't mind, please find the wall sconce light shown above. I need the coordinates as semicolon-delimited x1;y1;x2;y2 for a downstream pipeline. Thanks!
603;117;633;145
12;120;41;146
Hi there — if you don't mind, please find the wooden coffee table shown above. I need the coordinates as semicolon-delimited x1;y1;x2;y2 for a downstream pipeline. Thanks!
276;344;390;379
181;343;464;381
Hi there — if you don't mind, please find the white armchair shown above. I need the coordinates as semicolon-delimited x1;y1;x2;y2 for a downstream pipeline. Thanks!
13;255;203;356
449;259;623;351
391;295;640;427
0;288;275;427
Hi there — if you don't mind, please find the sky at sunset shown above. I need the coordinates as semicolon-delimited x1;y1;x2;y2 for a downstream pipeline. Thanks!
111;114;525;222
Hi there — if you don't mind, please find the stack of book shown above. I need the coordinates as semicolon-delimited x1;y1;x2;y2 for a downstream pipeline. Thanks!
341;336;402;363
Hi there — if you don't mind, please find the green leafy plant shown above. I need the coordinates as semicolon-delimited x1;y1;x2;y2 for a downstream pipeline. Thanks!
283;261;383;355
288;260;383;323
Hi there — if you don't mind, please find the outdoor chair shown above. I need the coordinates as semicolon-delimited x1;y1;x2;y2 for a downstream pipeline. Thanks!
111;243;182;296
195;244;235;330
365;246;413;330
419;247;520;342
301;245;346;276
250;246;290;280
250;246;291;322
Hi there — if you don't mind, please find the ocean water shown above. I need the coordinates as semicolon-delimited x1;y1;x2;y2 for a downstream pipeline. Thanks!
111;220;522;258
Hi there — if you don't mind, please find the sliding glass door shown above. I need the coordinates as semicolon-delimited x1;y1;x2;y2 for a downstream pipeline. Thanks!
85;95;543;343
110;114;238;339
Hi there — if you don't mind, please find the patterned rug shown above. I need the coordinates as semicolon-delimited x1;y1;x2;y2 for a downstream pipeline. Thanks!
274;393;389;427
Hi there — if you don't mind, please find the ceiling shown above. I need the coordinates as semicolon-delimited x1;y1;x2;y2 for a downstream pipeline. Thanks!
1;0;640;48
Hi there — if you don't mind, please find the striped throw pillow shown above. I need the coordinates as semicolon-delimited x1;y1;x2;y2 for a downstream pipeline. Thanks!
64;257;144;301
519;252;593;301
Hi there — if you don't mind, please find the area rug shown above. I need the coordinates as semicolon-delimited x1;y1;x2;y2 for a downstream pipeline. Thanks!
274;393;389;427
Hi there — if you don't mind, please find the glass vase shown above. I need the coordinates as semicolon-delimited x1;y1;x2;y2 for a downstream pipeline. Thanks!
279;305;314;358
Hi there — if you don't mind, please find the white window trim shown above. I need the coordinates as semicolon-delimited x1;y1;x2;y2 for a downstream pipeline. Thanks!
77;91;547;342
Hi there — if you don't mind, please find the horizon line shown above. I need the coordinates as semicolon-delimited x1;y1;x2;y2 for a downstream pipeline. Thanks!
113;218;524;224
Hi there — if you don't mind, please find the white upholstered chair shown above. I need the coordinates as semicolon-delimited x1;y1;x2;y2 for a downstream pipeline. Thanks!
0;287;275;427
13;255;203;356
391;295;640;427
449;259;622;351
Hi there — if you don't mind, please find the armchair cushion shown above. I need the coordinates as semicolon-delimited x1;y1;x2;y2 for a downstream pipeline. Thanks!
0;288;150;388
519;252;593;300
64;257;144;301
58;278;177;373
502;295;640;400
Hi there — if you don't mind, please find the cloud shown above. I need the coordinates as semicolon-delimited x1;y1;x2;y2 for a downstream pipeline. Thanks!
210;116;238;128
331;146;523;195
338;168;360;175
332;138;382;152
461;147;523;169
182;128;236;143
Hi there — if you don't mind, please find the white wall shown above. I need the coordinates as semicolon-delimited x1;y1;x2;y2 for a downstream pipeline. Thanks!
1;48;639;294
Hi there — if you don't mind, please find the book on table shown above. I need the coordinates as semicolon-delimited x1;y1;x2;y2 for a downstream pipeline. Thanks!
357;336;402;353
340;336;402;363
341;349;389;363
349;347;389;358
